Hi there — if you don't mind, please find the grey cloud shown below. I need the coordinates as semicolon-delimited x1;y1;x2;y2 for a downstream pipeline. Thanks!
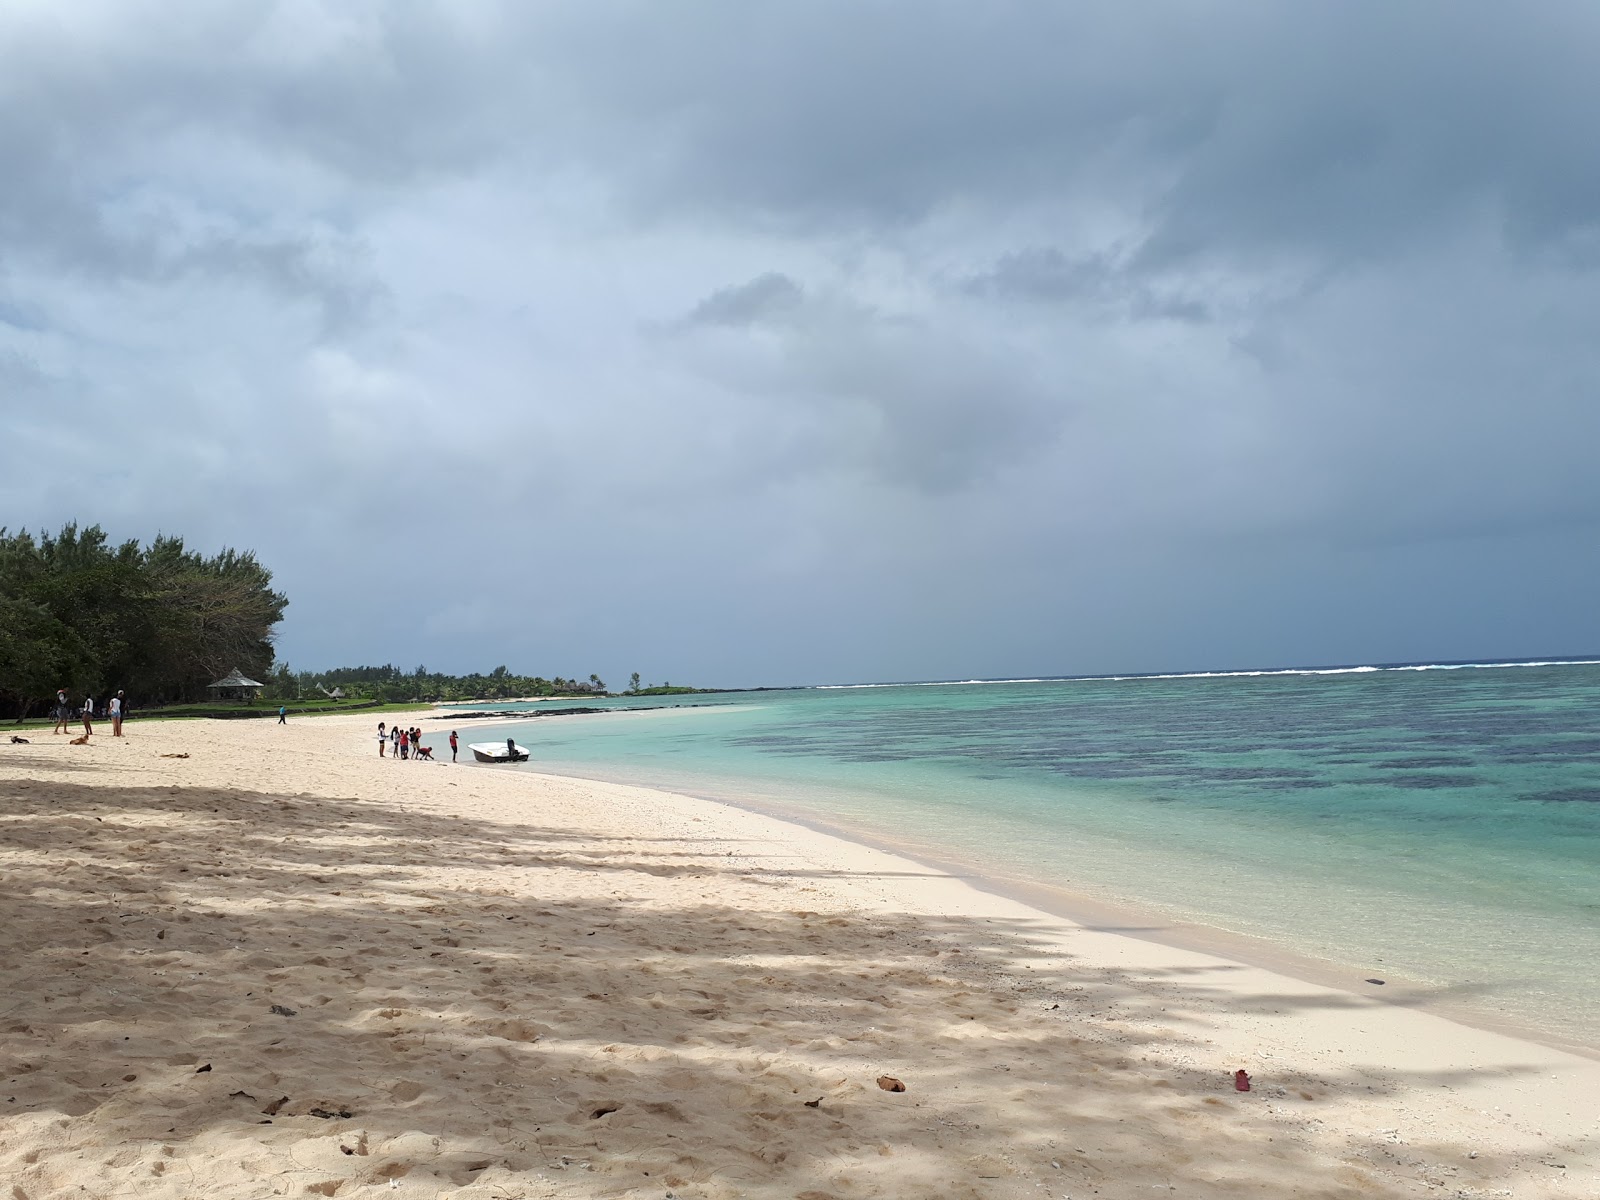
174;236;385;334
801;324;1065;493
5;2;1600;686
684;272;803;327
518;2;1600;277
0;4;525;186
12;2;1600;273
0;347;46;399
0;127;379;334
963;249;1108;304
0;299;49;333
672;280;1066;492
0;3;501;318
963;248;1214;323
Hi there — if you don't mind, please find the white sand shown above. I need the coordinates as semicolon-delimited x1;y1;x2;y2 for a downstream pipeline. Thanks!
0;710;1595;1199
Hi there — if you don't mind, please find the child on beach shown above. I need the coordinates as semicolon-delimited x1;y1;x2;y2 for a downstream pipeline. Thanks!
377;722;387;756
81;697;94;737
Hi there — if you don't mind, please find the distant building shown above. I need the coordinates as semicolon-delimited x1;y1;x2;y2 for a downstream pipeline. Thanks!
207;668;266;703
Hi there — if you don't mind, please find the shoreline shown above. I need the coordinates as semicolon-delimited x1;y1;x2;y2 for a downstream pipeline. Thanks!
444;717;1600;1106
681;780;1600;1062
445;721;1600;1071
453;713;1600;1064
3;709;1596;1197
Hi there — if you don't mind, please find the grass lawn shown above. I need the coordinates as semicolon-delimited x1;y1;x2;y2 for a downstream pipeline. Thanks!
6;699;433;730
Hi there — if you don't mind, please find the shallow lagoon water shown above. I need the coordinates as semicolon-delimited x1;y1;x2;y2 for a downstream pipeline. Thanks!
447;662;1600;1050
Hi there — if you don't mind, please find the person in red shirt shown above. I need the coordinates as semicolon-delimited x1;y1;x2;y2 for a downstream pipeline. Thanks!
449;730;459;762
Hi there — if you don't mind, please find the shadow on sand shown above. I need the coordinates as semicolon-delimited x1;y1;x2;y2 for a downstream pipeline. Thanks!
0;777;1589;1198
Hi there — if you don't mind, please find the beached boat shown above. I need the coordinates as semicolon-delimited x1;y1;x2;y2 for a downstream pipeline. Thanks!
467;741;530;763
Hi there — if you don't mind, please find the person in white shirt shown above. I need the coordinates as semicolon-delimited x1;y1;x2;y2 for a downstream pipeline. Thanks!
110;691;125;737
81;697;94;737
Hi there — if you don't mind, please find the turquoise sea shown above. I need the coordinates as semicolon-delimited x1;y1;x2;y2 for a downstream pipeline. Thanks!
445;661;1600;1053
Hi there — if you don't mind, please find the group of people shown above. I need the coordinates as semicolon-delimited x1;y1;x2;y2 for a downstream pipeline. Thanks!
52;689;127;738
378;722;459;762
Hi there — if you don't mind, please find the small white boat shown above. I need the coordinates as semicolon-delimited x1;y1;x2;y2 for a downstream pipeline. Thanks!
468;741;530;763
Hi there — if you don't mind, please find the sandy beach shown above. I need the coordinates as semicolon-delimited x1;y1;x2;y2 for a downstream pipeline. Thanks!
1;711;1595;1199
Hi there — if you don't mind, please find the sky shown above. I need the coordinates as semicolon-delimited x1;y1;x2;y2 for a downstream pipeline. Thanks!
4;1;1600;688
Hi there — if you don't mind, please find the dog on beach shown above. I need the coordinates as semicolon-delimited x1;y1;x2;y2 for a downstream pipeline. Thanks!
9;736;28;744
68;735;89;746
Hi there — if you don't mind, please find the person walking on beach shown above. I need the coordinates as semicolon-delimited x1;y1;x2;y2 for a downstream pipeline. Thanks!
81;696;94;738
53;689;70;735
277;704;287;725
399;729;409;760
377;721;387;756
449;730;458;762
390;725;400;757
110;690;124;737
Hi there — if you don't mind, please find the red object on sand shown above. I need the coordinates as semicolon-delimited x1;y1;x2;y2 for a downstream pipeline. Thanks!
1234;1070;1251;1092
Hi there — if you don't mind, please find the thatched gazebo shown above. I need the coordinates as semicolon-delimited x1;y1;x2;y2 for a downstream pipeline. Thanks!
207;668;266;703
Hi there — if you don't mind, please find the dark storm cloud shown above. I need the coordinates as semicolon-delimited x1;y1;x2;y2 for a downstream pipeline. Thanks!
0;3;502;322
4;1;1600;685
515;1;1600;262
14;2;1598;267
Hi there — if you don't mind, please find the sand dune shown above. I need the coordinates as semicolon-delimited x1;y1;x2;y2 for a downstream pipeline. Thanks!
0;712;1594;1198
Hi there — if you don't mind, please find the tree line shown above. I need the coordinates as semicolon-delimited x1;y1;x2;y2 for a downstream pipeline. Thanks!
258;665;706;704
0;523;288;720
0;523;699;718
262;663;612;704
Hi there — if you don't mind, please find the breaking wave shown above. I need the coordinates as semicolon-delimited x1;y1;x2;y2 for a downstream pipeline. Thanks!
813;658;1600;689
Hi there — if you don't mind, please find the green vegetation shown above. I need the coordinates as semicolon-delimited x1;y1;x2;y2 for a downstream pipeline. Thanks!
1;697;425;730
262;665;714;704
0;523;286;721
0;522;711;720
266;664;613;705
